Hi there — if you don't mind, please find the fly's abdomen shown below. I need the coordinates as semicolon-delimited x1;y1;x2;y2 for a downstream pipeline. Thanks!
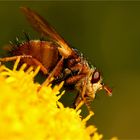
11;40;59;72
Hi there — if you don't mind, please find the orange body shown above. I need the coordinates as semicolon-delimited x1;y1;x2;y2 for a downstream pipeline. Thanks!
12;40;59;73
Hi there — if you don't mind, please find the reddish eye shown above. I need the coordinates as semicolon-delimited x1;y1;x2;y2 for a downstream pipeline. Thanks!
91;70;100;84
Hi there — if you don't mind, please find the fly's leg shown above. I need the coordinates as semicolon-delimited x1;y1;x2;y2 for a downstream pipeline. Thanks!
65;74;86;109
39;57;64;88
74;94;94;122
82;80;94;121
65;74;85;85
82;109;94;123
74;78;86;110
0;55;32;62
83;99;94;122
75;78;94;121
0;55;48;74
31;57;48;74
74;94;84;111
81;79;92;111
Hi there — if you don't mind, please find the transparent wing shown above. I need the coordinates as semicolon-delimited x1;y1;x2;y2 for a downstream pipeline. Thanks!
21;7;72;58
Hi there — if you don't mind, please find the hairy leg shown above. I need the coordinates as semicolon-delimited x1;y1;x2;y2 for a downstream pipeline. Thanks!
65;74;85;85
0;55;48;74
39;57;64;88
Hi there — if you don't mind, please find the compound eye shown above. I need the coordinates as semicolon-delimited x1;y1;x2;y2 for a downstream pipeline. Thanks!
91;70;100;84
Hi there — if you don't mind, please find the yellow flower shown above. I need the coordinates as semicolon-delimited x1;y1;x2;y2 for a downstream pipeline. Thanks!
0;57;104;140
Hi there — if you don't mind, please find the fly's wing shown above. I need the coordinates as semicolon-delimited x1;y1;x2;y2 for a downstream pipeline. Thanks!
21;7;72;58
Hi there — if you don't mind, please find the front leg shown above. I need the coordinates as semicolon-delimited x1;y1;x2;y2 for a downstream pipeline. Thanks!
74;78;87;109
74;78;94;121
74;94;94;122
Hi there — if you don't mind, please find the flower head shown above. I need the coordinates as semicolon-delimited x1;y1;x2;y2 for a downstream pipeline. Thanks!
0;57;105;140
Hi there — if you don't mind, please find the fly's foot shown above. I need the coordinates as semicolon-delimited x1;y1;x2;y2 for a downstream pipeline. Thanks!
82;111;94;123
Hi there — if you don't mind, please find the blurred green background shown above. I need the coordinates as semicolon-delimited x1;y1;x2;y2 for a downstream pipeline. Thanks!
0;1;140;139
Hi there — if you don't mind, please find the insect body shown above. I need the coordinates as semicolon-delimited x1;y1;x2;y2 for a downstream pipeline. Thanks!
0;7;112;113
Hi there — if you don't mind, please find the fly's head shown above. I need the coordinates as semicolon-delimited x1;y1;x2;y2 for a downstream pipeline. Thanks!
88;69;112;98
